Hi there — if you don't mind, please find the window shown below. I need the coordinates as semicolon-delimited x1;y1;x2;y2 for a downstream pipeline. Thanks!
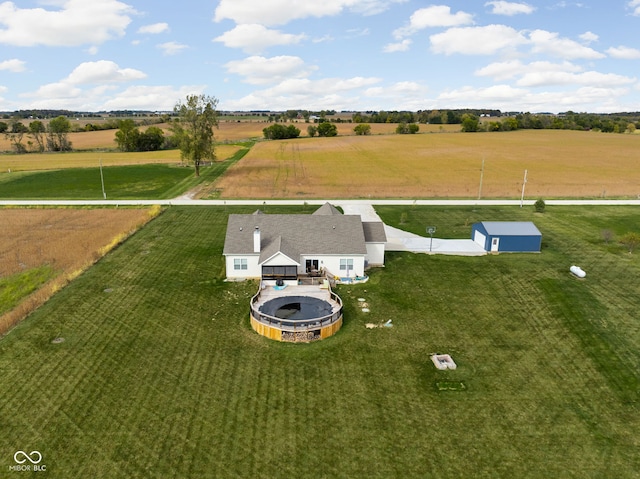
339;258;353;271
234;258;248;270
262;265;298;280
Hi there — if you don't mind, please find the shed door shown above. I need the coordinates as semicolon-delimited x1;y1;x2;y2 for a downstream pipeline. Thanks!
491;237;500;252
473;230;486;248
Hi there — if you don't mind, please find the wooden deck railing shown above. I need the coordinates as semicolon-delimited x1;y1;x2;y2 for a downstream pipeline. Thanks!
250;279;343;332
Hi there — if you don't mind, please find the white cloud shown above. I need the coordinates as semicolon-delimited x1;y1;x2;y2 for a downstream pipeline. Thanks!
529;30;605;59
223;76;381;110
138;23;169;35
383;39;412;53
485;1;535;16
214;24;306;54
438;84;527;105
607;45;640;60
101;85;206;110
628;0;640;16
475;60;582;81
157;41;188;56
393;6;474;39
0;0;134;47
349;0;409;16
363;81;428;110
475;60;635;90
214;0;407;26
517;70;636;88
579;31;598;43
434;84;629;113
312;35;334;44
346;28;370;38
0;58;26;73
430;25;527;55
21;83;205;111
65;61;146;84
224;55;317;85
21;60;146;109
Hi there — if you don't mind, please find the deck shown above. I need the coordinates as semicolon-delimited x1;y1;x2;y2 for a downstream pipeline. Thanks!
253;283;340;314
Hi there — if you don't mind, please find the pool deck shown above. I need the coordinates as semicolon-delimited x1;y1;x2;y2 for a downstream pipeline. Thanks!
254;283;341;314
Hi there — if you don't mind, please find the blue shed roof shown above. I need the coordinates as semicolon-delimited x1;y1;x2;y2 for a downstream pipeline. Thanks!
479;222;541;236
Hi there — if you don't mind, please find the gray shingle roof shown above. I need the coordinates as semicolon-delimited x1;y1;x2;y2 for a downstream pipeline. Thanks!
480;221;541;236
312;202;342;216
362;222;387;243
223;214;368;257
259;235;300;264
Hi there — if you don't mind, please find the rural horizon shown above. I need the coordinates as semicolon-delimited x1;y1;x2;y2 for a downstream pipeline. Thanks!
2;115;639;477
2;2;639;477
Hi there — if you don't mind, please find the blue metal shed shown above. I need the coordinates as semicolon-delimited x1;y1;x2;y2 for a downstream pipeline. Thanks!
471;221;542;253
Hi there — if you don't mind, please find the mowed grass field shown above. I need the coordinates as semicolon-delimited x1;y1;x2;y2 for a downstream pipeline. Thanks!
1;205;638;478
212;129;640;199
0;144;246;199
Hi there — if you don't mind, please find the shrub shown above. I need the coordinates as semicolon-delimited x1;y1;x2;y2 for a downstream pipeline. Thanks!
619;232;640;253
317;121;337;137
534;198;546;213
354;124;371;135
263;123;300;140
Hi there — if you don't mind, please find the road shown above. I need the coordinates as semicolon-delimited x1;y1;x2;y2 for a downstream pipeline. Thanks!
1;198;639;207
2;197;637;255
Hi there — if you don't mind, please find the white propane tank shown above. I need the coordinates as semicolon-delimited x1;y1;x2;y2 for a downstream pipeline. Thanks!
570;265;586;278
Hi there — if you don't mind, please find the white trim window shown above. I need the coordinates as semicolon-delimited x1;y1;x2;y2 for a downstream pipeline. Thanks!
339;258;353;271
234;258;248;270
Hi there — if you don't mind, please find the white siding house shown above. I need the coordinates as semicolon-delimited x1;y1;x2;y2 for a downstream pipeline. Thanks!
223;204;386;281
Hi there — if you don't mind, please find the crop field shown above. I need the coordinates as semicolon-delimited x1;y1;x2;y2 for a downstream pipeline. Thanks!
0;207;156;335
0;121;457;153
0;205;638;478
0;145;246;200
0;144;241;173
212;129;640;199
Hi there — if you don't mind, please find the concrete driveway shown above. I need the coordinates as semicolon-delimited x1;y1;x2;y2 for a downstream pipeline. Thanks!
339;203;486;256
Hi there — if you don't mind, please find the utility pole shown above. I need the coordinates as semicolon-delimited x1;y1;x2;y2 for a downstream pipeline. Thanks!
100;159;106;199
478;157;485;200
520;169;527;208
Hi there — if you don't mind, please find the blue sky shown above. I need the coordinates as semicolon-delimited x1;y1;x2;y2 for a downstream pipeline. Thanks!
1;0;639;113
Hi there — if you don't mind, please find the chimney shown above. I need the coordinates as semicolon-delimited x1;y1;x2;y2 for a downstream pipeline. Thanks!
253;227;261;253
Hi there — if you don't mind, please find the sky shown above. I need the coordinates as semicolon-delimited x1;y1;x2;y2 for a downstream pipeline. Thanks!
1;0;639;113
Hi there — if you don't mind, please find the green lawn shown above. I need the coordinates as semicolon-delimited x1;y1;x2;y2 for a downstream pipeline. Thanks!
0;145;250;200
0;266;55;315
0;206;638;478
0;164;193;199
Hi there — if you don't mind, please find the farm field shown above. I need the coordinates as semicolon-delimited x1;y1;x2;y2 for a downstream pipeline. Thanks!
0;207;156;335
0;144;247;199
0;121;458;153
0;205;638;478
211;129;640;199
0;144;241;173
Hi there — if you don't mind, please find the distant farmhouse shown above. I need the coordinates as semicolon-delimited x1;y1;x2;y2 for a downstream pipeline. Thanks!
223;203;386;282
471;221;542;253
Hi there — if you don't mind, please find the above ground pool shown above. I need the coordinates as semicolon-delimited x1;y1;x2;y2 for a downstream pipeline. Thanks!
250;287;344;342
258;295;334;321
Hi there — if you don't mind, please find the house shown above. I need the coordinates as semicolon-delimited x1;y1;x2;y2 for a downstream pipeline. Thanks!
471;221;542;253
223;203;387;281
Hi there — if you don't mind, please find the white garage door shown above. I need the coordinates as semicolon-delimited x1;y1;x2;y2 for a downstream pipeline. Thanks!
473;230;486;248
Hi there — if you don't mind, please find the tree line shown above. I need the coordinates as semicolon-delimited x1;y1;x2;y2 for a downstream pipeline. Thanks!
353;109;640;134
2;116;73;153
